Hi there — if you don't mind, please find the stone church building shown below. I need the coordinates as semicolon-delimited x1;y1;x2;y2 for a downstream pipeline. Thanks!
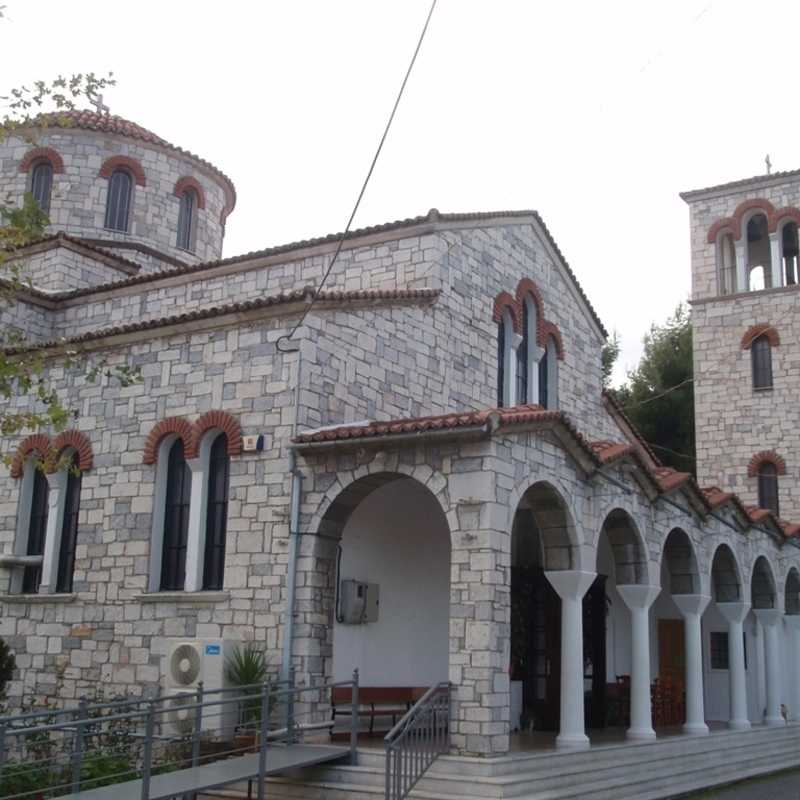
1;110;800;795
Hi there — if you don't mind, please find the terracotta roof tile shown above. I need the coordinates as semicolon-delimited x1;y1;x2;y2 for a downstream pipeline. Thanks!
601;390;662;467
681;167;800;200
590;440;634;464
653;466;693;493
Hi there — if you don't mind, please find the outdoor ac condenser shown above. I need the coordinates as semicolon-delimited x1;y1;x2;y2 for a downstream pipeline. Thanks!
162;639;238;739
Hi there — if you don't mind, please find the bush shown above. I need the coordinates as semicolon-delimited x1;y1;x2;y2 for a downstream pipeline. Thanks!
0;637;16;697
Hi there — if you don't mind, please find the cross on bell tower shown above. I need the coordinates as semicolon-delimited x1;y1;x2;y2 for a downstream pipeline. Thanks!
90;93;110;116
765;154;772;175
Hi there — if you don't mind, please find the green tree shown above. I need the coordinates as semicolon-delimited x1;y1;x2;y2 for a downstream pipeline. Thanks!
0;71;138;462
601;330;621;388
614;305;695;474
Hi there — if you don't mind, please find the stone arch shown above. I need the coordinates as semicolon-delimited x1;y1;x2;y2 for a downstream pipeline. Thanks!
537;319;565;360
707;217;737;244
492;291;521;333
747;450;786;478
173;176;206;209
50;430;93;472
19;146;64;174
598;508;648;585
741;325;780;351
773;207;800;232
99;155;146;187
660;527;699;595
710;543;743;603
511;480;577;571
733;198;777;236
193;410;243;456
751;554;777;609
785;567;800;616
515;277;545;319
10;434;52;479
143;417;196;464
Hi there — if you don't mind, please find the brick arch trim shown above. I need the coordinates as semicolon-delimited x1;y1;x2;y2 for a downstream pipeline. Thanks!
748;451;786;478
492;291;521;333
10;434;52;479
773;207;800;231
19;146;64;174
733;198;776;237
50;430;93;472
173;176;206;210
741;324;780;350
193;410;243;456
515;278;545;318
99;155;146;187
706;217;736;244
538;319;565;360
143;417;196;464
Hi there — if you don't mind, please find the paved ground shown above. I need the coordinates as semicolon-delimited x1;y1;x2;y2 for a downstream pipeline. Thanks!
682;769;800;799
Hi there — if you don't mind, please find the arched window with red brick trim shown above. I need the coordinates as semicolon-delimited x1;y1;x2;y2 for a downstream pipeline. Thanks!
780;221;799;286
30;160;53;214
751;334;773;390
716;231;737;295
202;432;230;590
176;188;198;252
758;462;780;517
745;213;771;291
104;168;133;232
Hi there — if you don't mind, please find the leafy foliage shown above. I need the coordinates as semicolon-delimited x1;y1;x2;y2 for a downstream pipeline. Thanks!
601;330;621;388
0;636;15;696
226;645;271;726
613;305;695;474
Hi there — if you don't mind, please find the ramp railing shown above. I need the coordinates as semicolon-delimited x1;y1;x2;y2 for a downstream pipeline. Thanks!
384;682;451;800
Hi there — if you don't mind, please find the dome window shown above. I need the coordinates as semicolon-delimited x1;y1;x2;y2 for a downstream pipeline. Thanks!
30;161;53;214
177;188;198;252
104;168;133;232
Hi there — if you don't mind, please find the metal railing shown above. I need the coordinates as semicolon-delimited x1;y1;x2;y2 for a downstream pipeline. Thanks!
384;682;450;800
0;670;360;800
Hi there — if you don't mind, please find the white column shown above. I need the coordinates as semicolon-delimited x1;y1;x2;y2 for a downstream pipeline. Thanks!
735;241;747;293
784;616;800;721
545;570;596;749
754;609;784;726
769;232;782;288
618;584;661;740
673;594;710;735
39;470;68;594
183;457;207;593
717;602;751;730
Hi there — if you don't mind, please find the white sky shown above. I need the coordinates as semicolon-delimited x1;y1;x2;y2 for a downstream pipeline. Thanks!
4;1;799;385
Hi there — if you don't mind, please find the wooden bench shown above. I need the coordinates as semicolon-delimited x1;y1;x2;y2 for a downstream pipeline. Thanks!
332;686;426;737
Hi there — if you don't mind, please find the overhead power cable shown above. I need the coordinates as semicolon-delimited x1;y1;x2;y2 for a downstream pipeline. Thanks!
277;0;437;352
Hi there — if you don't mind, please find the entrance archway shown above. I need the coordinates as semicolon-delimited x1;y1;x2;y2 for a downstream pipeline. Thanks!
750;556;783;725
784;569;800;721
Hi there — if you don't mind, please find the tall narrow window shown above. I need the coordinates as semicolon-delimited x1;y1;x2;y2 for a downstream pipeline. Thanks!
104;169;133;232
758;462;779;517
56;453;81;593
746;214;771;290
538;347;549;407
497;321;506;407
718;232;736;295
22;469;49;594
30;161;53;214
782;223;799;286
751;334;773;390
160;439;192;591
176;189;197;251
516;302;529;404
203;434;230;591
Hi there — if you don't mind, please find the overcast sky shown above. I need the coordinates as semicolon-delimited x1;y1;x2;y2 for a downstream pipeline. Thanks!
4;1;799;384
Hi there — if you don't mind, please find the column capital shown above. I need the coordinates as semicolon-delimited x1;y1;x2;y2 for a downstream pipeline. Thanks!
673;594;711;617
186;456;204;473
545;570;596;600
717;601;750;624
754;608;783;627
617;583;661;610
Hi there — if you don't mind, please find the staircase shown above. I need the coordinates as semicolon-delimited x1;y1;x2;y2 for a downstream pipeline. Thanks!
201;723;800;799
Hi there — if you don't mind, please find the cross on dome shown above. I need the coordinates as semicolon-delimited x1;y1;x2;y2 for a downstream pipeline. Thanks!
90;93;110;116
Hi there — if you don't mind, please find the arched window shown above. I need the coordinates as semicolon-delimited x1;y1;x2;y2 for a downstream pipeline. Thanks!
104;169;133;232
751;334;773;390
781;222;799;286
176;189;197;251
56;452;81;593
516;302;529;404
30;161;53;214
746;214;771;291
22;467;49;594
497;320;506;406
538;346;548;407
757;462;779;516
538;336;558;409
160;439;192;591
202;434;230;590
717;232;737;295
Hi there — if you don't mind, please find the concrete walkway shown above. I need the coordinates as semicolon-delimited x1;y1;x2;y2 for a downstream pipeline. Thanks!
682;769;800;799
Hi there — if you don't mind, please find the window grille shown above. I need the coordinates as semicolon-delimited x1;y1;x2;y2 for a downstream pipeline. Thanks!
710;631;728;669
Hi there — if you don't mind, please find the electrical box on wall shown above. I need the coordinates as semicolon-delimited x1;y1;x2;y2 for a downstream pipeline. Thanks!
339;579;380;624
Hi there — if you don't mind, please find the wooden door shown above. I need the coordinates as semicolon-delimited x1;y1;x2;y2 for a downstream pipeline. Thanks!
657;619;686;725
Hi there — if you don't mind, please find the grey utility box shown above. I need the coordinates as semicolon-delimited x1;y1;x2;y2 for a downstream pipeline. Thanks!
339;580;380;624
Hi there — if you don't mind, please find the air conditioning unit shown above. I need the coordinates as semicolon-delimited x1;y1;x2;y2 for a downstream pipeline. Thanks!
162;639;238;739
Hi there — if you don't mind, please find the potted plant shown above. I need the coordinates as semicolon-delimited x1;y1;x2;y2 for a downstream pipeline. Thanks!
225;645;269;753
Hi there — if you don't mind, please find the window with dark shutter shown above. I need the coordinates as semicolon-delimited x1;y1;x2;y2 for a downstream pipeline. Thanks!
30;161;53;214
202;434;230;591
176;189;197;251
497;322;505;407
160;439;191;591
516;302;529;404
751;334;773;390
538;348;549;407
757;462;779;517
22;469;49;594
104;169;133;232
56;453;81;593
710;631;729;669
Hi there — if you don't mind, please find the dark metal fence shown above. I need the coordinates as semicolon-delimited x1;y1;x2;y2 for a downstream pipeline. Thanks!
384;682;450;800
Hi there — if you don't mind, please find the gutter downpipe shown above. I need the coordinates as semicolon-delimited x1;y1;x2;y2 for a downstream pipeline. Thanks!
280;341;303;684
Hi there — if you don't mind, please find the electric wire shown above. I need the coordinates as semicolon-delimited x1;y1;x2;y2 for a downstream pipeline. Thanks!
276;0;437;352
